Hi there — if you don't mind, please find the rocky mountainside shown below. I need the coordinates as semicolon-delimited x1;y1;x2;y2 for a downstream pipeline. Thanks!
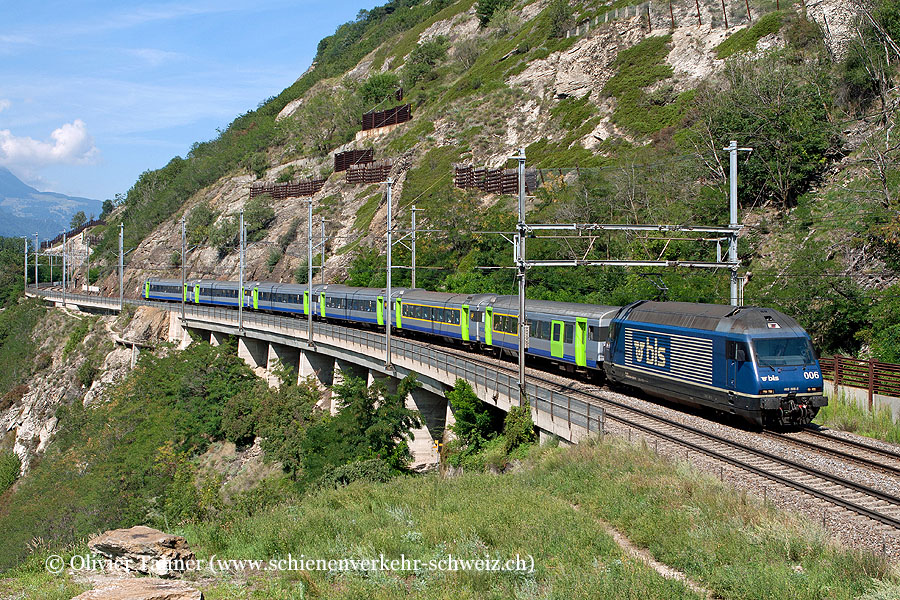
79;0;899;362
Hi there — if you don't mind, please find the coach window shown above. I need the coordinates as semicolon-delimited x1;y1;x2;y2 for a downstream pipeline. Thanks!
564;323;574;344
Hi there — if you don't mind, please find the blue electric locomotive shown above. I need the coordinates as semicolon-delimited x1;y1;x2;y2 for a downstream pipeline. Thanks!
603;301;826;427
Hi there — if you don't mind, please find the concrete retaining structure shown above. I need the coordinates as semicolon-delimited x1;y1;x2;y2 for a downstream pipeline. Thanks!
825;381;900;422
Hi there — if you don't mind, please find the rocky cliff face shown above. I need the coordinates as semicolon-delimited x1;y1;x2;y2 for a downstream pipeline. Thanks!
1;306;170;473
101;0;863;299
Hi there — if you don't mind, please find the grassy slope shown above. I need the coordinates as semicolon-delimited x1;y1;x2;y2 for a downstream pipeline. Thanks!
6;440;893;599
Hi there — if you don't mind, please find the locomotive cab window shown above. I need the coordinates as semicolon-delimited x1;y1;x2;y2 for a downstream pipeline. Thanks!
753;337;816;367
726;340;750;362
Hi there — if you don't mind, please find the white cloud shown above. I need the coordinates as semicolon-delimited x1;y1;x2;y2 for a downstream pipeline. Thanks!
0;120;99;168
0;99;10;113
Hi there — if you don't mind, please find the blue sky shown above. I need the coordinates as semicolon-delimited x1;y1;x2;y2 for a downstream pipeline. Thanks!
0;0;374;201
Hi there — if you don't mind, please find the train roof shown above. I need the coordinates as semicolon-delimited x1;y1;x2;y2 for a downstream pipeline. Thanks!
489;296;621;320
399;289;495;305
615;301;807;336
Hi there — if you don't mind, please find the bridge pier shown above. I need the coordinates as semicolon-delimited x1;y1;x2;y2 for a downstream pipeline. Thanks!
267;342;300;388
167;312;192;348
444;400;457;443
332;359;367;415
300;350;335;413
209;330;229;347
238;337;268;379
406;387;446;471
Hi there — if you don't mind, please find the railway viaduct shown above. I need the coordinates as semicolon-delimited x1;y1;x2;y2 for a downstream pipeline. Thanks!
26;289;604;469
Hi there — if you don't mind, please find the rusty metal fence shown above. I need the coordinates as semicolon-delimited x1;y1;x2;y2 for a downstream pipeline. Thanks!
362;104;411;130
42;219;107;248
249;180;326;199
820;356;900;404
334;149;374;172
454;165;539;196
347;160;392;184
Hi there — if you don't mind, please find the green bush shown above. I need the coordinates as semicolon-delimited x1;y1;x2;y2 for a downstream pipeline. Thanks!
476;0;511;27
448;379;501;448
209;215;240;255
715;12;787;59
692;52;838;206
0;450;21;494
256;378;320;479
244;195;276;242
187;203;217;245
301;374;421;483
249;152;268;178
63;318;93;357
547;0;573;38
76;359;98;388
359;72;401;109
317;458;395;488
403;36;448;89
222;385;262;446
502;405;535;453
266;249;282;272
278;217;300;252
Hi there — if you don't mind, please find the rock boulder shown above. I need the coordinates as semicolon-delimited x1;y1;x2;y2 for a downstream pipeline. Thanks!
88;526;195;578
71;578;203;600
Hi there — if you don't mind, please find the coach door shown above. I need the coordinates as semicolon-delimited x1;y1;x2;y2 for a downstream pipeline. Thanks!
193;284;200;304
461;305;470;341
377;296;384;326
395;299;402;328
252;287;259;310
485;307;493;346
551;320;565;359
575;318;587;367
319;293;326;317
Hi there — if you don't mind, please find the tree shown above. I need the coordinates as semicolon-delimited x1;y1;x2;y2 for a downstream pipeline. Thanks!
403;37;448;89
448;379;501;448
358;72;401;109
300;374;421;483
548;0;574;38
692;53;839;207
69;211;87;230
100;200;114;219
477;0;510;27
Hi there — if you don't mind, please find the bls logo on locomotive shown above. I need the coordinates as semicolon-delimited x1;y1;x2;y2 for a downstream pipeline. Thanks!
634;337;667;368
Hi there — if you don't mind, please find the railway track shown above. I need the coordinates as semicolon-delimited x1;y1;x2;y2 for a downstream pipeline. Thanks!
414;338;900;530
760;430;900;478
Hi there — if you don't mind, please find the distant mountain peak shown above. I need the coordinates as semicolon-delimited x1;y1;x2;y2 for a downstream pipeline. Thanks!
0;166;40;198
0;167;102;239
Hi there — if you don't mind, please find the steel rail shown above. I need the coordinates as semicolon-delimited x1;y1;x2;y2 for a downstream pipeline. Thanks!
760;431;900;477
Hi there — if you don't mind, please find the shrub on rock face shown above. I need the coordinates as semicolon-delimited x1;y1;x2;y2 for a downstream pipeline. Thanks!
0;451;21;494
